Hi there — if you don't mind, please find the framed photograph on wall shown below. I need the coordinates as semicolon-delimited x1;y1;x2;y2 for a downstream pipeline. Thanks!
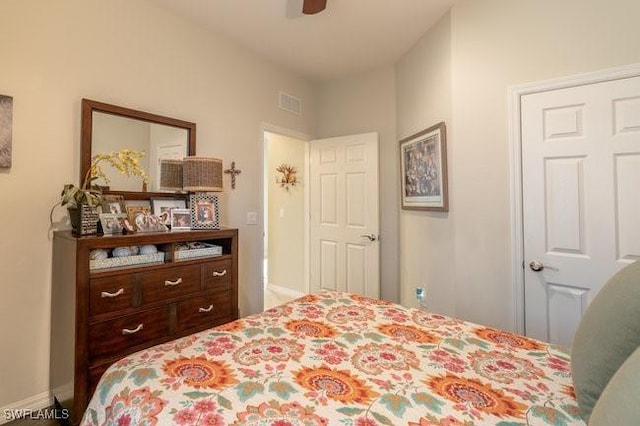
190;193;220;229
399;122;448;211
151;197;187;225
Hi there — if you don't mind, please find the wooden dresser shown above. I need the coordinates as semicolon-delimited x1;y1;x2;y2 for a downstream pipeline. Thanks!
50;228;238;423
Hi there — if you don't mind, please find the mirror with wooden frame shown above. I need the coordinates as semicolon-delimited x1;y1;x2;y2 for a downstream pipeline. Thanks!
81;99;196;199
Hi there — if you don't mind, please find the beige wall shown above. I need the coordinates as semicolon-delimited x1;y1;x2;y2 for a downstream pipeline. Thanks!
449;0;640;329
396;12;454;313
392;0;640;329
316;65;399;302
265;131;306;293
0;0;316;410
4;0;640;414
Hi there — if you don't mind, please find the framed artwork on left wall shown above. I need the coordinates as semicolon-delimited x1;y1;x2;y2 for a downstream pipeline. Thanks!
0;95;13;168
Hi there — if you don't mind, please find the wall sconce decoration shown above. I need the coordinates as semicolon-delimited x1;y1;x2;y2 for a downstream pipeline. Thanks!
276;163;299;191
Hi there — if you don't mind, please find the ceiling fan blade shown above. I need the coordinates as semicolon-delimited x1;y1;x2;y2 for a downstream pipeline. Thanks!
302;0;327;15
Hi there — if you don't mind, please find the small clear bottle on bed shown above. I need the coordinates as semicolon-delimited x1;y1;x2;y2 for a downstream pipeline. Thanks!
415;286;427;311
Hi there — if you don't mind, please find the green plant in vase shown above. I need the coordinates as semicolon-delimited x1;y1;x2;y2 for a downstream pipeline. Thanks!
50;149;149;235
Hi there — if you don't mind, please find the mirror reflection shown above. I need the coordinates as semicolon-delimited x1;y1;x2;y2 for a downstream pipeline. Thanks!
92;112;189;192
81;99;196;197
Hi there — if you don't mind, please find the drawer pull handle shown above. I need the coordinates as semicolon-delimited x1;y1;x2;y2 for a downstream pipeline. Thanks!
212;270;227;277
199;304;214;313
122;324;143;335
165;278;183;286
101;288;124;298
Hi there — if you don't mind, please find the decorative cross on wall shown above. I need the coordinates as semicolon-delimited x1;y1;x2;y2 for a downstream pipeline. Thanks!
224;161;242;190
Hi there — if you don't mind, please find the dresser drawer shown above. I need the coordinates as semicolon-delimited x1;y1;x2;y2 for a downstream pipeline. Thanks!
90;275;136;316
140;264;200;304
176;292;233;332
89;307;169;360
202;259;232;291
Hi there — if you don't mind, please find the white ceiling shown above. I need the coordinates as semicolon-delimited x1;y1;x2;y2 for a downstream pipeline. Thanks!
151;0;455;82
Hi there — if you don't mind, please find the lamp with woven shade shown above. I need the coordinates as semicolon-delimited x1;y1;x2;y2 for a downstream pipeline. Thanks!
183;157;223;192
183;156;223;230
159;159;184;192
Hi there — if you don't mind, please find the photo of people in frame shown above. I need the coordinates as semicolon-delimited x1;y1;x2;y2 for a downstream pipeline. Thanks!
196;201;215;224
170;208;191;231
108;202;123;214
126;205;151;226
101;195;125;215
99;213;126;235
151;198;187;226
134;212;168;233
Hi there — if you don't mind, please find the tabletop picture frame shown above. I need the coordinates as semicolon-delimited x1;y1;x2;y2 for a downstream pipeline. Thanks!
101;194;125;215
151;197;187;225
99;213;126;235
134;212;168;233
399;122;448;211
170;208;191;231
190;193;220;230
125;203;151;225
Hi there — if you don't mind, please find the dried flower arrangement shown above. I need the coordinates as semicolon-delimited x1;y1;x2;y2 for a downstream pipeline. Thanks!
275;163;298;191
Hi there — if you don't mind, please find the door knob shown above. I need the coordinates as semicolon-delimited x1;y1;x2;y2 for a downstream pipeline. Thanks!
529;260;544;271
360;233;378;242
529;260;558;272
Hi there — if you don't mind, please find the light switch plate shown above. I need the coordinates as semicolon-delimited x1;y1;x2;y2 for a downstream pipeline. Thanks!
246;211;258;225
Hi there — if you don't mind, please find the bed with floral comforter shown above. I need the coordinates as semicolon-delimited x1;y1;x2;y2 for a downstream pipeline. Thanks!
82;291;585;425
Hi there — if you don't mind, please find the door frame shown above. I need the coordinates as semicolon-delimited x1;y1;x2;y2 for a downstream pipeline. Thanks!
508;63;640;335
260;123;311;301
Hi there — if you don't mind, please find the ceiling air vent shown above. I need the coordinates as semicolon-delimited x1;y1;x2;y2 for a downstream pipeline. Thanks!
279;91;302;115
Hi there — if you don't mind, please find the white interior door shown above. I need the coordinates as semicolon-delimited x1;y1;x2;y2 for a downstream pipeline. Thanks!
310;132;380;298
522;76;640;346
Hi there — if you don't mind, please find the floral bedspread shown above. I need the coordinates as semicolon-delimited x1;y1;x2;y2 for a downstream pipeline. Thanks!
82;292;585;425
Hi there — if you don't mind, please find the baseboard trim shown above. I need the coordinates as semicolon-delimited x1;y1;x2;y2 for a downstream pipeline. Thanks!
51;383;74;404
0;391;52;424
0;383;73;425
266;283;305;298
